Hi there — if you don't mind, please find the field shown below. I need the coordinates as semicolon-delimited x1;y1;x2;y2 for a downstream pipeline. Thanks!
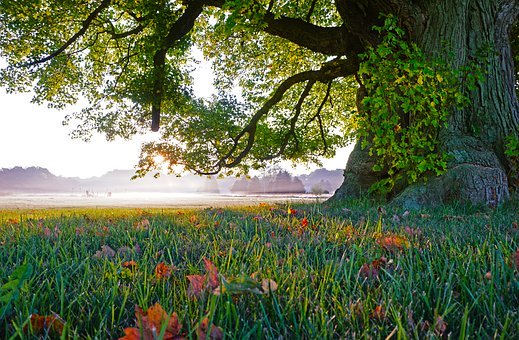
0;198;518;339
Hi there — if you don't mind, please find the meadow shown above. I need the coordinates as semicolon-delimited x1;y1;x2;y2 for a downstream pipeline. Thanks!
0;198;518;339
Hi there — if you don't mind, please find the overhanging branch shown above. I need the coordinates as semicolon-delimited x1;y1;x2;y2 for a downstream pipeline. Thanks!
22;0;112;67
194;58;358;174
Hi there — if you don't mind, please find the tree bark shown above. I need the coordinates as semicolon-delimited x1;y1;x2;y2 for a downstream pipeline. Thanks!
333;0;519;209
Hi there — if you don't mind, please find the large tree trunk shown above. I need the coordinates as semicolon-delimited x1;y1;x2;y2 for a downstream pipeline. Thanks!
333;0;519;209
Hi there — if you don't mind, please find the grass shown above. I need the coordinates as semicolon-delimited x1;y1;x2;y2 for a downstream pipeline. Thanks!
0;198;518;339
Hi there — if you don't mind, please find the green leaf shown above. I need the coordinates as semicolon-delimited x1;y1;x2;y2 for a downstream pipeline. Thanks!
0;263;33;320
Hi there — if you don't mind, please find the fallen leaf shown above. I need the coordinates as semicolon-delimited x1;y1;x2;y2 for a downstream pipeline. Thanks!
196;317;223;340
377;235;409;252
155;262;173;280
301;217;309;228
26;314;64;336
187;275;206;299
434;315;448;336
120;303;182;340
512;249;519;271
261;279;278;293
484;271;492;280
203;258;219;290
123;260;138;270
359;257;387;279
370;305;386;321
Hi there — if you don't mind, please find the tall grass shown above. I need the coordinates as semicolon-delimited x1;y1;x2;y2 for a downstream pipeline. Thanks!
0;199;517;338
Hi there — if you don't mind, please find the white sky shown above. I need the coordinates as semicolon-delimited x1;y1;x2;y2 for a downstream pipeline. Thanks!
0;55;351;178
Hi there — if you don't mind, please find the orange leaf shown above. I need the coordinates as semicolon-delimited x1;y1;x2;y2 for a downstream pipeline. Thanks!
120;327;141;340
26;314;64;336
301;217;308;228
196;318;223;340
120;304;182;340
123;260;138;270
370;305;387;321
377;235;409;252
155;262;172;280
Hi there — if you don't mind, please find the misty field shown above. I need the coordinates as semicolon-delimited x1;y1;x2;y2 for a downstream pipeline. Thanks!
0;199;518;339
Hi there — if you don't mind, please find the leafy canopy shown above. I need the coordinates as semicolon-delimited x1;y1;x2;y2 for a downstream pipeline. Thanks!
0;0;357;176
0;1;498;182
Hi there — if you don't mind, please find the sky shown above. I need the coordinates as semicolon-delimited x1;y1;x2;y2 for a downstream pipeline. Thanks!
0;55;352;179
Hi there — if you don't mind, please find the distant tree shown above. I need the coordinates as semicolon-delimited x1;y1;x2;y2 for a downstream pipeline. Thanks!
230;177;249;193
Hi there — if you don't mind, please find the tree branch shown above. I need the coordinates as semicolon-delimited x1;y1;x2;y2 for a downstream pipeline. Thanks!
151;0;204;131
305;80;332;154
22;0;112;67
262;12;362;56
260;79;316;161
203;58;357;173
201;0;362;56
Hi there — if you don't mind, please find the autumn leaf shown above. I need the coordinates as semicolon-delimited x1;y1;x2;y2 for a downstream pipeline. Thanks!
261;278;278;294
369;305;386;321
359;257;387;279
187;275;206;299
25;314;65;336
155;262;173;280
301;217;309;228
203;258;219;290
120;303;182;340
196;318;223;340
377;234;410;252
434;315;448;336
123;260;138;270
287;208;297;215
187;258;220;298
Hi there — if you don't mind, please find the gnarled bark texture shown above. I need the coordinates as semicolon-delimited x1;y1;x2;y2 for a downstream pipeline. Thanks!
333;0;519;209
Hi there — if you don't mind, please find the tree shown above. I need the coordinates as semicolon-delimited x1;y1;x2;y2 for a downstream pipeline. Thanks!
0;0;517;208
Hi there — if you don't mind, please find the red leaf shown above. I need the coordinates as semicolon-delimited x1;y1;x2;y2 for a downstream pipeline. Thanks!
26;314;64;336
301;217;309;228
359;257;387;279
203;258;219;290
512;249;519;271
187;275;206;299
